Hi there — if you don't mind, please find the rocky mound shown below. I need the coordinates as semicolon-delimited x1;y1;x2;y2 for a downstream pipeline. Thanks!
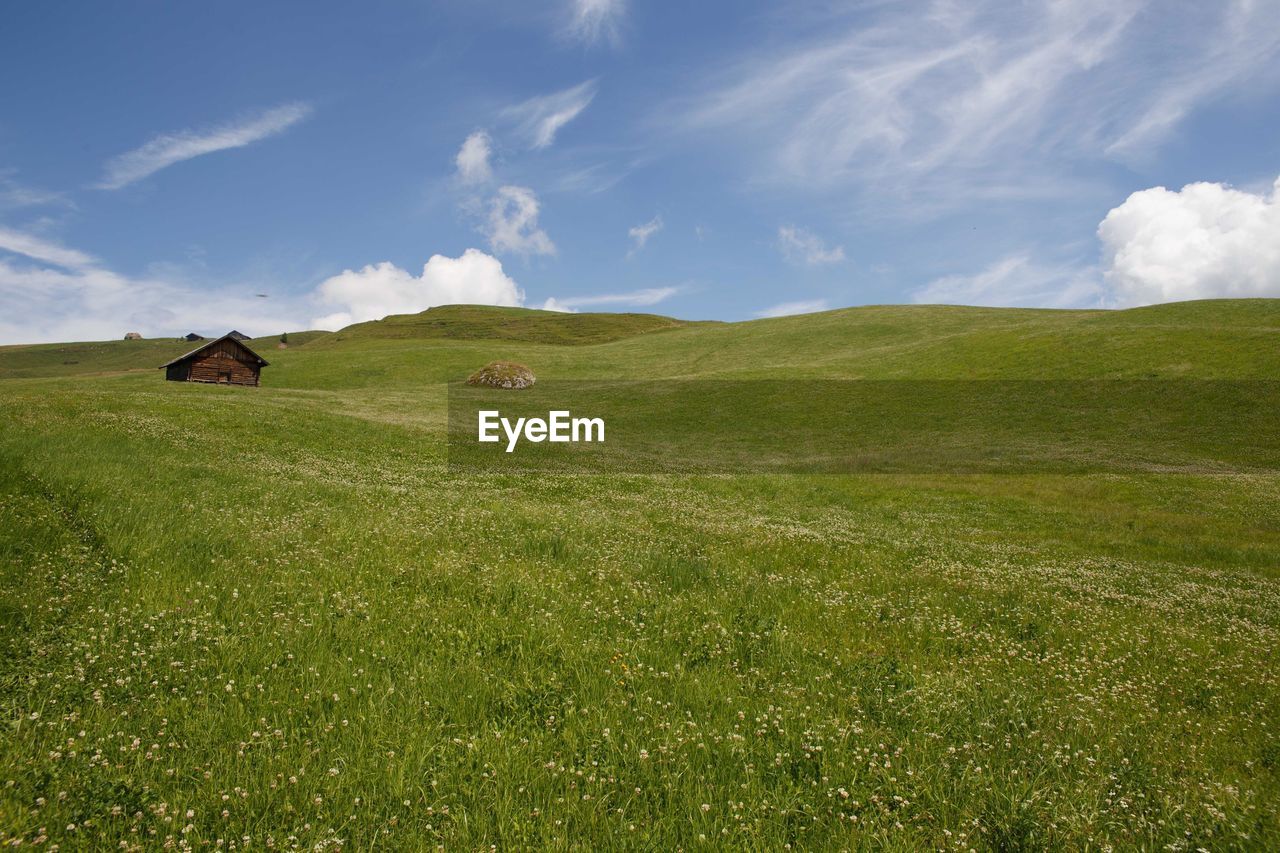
466;361;536;389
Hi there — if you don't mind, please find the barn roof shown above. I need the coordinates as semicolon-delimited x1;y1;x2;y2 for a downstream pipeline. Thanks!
158;334;270;369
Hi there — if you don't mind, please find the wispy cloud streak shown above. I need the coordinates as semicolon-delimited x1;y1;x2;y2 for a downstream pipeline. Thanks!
566;0;625;47
0;226;97;271
96;102;313;189
681;1;1280;203
503;81;597;149
754;299;830;319
541;286;677;312
778;226;844;266
627;215;663;256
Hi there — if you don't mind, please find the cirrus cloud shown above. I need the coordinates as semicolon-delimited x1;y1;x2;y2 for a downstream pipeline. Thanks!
778;226;845;266
541;285;677;313
95;102;313;190
912;255;1103;308
566;0;625;47
681;1;1280;211
627;215;663;256
503;80;597;150
754;299;831;319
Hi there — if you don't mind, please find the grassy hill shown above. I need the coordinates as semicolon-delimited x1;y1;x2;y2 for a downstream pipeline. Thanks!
1;299;1278;849
0;330;331;380
318;303;697;346
257;299;1280;389
4;299;1277;383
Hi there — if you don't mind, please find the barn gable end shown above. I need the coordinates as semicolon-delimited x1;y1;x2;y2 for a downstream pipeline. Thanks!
159;335;269;387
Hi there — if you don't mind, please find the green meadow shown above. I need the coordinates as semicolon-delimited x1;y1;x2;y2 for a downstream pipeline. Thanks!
1;300;1279;850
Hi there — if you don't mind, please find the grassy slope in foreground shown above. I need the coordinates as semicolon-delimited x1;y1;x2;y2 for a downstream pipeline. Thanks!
0;298;1278;849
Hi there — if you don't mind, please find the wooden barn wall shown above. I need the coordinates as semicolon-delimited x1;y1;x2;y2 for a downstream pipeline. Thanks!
165;338;264;386
185;353;260;386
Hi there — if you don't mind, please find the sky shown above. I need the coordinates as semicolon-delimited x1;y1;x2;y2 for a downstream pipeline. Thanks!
2;0;1280;344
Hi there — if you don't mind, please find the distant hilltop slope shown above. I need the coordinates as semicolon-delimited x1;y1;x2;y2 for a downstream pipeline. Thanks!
315;304;697;347
612;298;1280;381
0;330;329;381
0;299;1277;382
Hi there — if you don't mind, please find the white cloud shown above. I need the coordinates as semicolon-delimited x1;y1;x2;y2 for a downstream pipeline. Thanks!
682;2;1280;203
754;299;831;319
912;255;1103;308
484;185;556;256
0;228;532;343
778;226;845;266
540;286;677;313
0;171;68;211
627;215;663;256
454;131;494;184
0;226;98;271
0;229;302;344
96;102;312;190
310;249;524;330
1106;3;1280;158
503;80;597;149
566;0;625;46
1098;176;1280;306
552;162;629;195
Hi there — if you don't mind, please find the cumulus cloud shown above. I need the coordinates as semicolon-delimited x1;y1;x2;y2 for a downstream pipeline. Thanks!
566;0;626;46
1098;176;1280;306
627;215;663;256
503;80;597;149
754;299;831;318
96;102;313;190
540;286;677;313
912;255;1103;308
778;226;845;266
483;185;556;256
454;131;494;184
310;249;524;330
0;227;532;343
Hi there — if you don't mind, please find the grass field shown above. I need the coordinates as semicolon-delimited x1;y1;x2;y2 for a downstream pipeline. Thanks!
1;300;1279;850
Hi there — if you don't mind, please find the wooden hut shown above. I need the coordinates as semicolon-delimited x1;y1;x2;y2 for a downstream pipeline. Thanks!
227;330;251;341
183;332;205;342
159;334;269;386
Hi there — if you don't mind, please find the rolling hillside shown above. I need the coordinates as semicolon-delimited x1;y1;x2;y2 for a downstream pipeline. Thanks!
1;299;1278;849
4;298;1276;385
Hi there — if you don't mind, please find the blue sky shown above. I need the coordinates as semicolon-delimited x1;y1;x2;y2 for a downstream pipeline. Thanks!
2;0;1279;343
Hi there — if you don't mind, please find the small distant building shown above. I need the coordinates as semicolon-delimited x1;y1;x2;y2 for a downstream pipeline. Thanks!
226;330;251;341
183;332;205;342
159;334;269;387
123;331;142;340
